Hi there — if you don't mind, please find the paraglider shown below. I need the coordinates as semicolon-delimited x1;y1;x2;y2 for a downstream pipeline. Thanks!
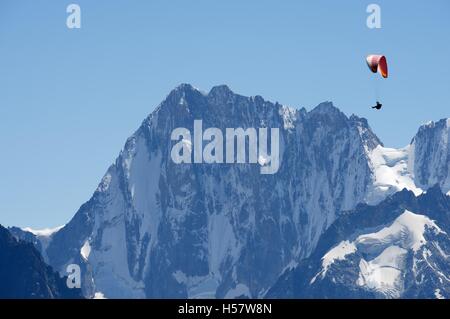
366;55;388;78
366;54;388;110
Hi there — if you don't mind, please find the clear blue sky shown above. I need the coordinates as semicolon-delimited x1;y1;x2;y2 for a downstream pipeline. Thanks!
1;0;449;228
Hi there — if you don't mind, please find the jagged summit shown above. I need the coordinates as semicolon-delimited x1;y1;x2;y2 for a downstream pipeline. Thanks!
174;83;203;93
417;117;450;131
306;101;353;130
309;101;342;115
208;84;234;97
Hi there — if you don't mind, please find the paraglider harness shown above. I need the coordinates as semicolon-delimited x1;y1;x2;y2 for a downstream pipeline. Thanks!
372;101;382;110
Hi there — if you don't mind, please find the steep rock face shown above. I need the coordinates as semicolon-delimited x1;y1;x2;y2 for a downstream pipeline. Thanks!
42;85;379;298
412;119;450;193
0;225;82;299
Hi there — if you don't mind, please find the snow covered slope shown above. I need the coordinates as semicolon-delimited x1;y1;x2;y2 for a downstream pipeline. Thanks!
267;186;450;299
365;145;422;203
313;210;444;298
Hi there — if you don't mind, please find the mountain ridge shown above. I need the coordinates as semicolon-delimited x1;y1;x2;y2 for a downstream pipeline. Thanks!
10;84;449;298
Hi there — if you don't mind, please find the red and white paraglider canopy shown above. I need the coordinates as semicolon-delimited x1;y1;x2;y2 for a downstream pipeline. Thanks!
366;54;388;78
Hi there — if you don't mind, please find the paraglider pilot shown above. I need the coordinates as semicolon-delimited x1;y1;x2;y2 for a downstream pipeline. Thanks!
372;101;382;110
